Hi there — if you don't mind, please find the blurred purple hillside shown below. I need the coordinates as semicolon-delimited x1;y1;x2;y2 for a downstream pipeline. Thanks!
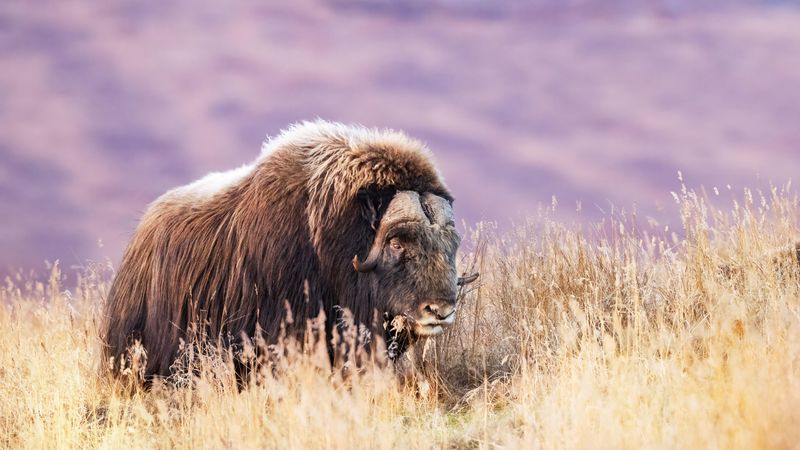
1;0;800;276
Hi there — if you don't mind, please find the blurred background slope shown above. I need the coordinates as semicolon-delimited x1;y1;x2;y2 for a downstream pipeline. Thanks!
1;0;799;275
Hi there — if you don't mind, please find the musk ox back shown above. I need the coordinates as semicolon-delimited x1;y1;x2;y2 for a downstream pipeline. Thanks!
102;121;473;379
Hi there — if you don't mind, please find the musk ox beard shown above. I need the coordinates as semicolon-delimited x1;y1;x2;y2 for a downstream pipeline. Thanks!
102;120;476;380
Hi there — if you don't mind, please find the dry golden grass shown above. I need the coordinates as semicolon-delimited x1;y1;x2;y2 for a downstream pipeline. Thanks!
2;183;800;449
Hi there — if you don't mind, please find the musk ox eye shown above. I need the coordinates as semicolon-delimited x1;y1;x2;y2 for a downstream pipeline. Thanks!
389;238;403;251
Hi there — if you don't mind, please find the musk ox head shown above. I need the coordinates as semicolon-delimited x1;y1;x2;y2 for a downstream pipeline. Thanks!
353;189;476;339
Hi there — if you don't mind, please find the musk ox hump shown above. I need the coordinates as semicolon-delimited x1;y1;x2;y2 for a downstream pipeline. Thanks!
285;121;450;249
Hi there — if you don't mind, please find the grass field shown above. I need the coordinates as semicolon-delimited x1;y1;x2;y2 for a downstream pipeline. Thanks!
2;183;800;449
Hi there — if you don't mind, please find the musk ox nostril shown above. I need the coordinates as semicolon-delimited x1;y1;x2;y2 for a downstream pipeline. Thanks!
422;301;455;320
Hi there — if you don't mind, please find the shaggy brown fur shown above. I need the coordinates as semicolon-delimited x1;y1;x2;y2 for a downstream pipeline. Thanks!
102;121;454;379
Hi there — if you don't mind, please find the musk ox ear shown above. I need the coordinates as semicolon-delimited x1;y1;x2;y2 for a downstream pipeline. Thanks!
357;185;397;230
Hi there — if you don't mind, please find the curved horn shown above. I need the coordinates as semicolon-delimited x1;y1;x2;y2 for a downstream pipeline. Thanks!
352;253;379;273
457;272;479;286
352;226;390;273
353;191;427;273
422;193;455;227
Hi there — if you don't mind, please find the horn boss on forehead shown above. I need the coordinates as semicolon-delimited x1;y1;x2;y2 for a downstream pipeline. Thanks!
383;191;428;224
421;192;455;227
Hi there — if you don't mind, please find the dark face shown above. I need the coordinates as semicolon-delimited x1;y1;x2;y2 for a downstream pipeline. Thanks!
353;191;463;337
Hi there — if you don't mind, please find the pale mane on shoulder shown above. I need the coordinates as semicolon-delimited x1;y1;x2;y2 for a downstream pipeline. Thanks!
165;164;255;202
163;120;435;206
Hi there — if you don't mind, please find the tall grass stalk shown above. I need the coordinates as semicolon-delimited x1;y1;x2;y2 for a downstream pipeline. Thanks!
1;184;799;449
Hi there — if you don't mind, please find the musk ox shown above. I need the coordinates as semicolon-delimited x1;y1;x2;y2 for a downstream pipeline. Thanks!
102;120;476;379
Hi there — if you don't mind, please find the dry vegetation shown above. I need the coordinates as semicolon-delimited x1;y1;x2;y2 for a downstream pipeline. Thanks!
2;183;800;449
